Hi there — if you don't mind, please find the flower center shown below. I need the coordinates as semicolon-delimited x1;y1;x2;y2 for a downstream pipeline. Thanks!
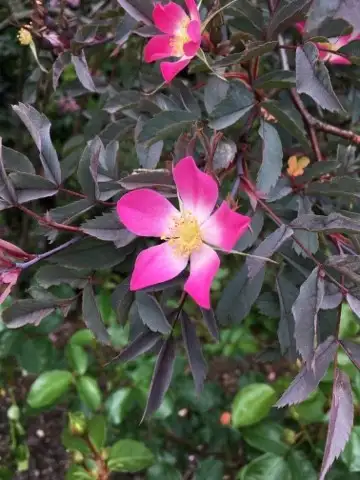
162;212;202;256
320;41;338;53
170;18;191;57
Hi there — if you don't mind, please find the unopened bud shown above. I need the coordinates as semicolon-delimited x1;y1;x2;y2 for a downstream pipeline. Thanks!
69;412;87;436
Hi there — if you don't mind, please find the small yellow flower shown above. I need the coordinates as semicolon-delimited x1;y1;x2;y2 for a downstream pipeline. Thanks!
287;155;310;177
17;28;33;46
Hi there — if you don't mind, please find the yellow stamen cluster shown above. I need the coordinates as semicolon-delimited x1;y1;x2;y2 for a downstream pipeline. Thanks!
162;212;202;257
17;28;33;46
170;18;191;57
287;155;310;177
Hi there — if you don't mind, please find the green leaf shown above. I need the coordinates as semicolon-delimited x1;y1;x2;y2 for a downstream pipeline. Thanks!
341;426;360;472
254;71;296;90
76;375;102;411
261;101;310;151
105;387;132;425
61;427;91;455
65;464;94;480
82;283;110;345
135;291;171;334
237;453;291;480
88;415;107;452
138;111;198;145
195;458;224;480
209;81;255;130
107;439;154;473
287;450;317;480
70;329;95;346
66;343;88;375
296;42;344;113
135;115;163;169
232;383;276;427
16;337;56;375
242;422;288;455
256;120;283;195
27;370;73;408
104;90;140;114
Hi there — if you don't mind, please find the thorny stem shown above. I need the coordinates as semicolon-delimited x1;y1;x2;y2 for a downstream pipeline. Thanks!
15;237;81;270
17;204;82;233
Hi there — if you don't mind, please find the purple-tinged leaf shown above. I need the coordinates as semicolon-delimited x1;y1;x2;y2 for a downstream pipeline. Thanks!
293;267;325;362
2;146;35;175
267;0;312;39
135;116;163;169
247;225;293;278
82;284;110;345
116;0;153;25
276;274;297;361
235;209;264;252
181;312;207;394
3;299;56;329
119;169;176;197
52;52;71;90
321;281;343;310
216;265;265;325
12;103;61;185
320;369;354;480
327;255;360;284
296;43;344;113
340;340;360;370
113;330;161;363
346;293;360;321
81;211;136;248
71;51;96;92
78;137;103;201
0;138;17;204
111;277;134;325
36;265;88;289
212;138;237;172
276;336;337;407
306;0;360;37
256;120;283;196
10;172;58;203
291;212;360;234
142;336;176;420
135;292;171;334
200;307;219;341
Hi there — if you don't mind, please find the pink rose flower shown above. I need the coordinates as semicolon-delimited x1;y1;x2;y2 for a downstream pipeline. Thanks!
117;156;251;309
296;21;360;65
144;0;202;83
0;239;33;305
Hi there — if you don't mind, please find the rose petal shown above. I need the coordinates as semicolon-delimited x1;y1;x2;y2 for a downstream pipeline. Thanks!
117;189;179;237
187;19;201;44
184;244;220;309
153;2;188;35
172;156;218;223
160;57;191;82
183;40;199;57
144;35;174;62
201;202;251;252
130;242;188;290
185;0;200;22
